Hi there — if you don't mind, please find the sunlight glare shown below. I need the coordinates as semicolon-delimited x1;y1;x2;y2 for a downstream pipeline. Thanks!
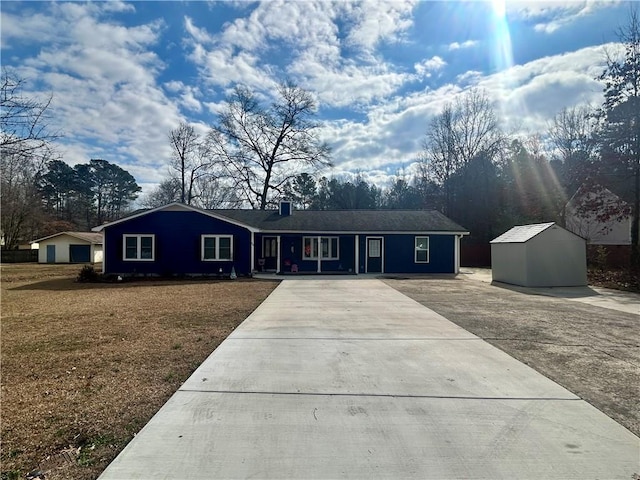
493;0;506;19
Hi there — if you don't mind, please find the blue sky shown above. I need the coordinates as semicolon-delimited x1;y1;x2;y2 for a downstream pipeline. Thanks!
0;1;631;198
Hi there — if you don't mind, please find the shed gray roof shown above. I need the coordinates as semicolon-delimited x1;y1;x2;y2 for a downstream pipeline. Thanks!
215;209;467;233
490;222;555;244
31;231;103;244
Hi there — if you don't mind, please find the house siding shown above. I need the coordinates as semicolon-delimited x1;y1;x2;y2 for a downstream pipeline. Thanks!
103;211;252;276
383;234;456;274
256;233;457;274
97;205;466;276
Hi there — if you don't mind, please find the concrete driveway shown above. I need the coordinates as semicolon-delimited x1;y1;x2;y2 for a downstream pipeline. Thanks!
99;279;639;479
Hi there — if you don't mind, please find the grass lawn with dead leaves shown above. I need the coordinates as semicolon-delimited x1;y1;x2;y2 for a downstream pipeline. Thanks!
1;264;278;480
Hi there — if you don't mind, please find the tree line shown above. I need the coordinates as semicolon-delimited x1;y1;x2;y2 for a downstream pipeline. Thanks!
2;11;637;266
0;69;141;248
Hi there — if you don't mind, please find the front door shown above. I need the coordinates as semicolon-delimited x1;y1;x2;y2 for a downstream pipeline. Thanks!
263;236;278;271
366;237;383;273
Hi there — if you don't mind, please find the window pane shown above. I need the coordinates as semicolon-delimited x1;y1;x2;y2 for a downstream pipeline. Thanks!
204;237;216;259
331;238;338;258
321;238;329;258
125;237;137;259
140;236;153;259
219;237;231;260
312;238;318;258
368;239;380;258
304;238;312;258
415;237;428;263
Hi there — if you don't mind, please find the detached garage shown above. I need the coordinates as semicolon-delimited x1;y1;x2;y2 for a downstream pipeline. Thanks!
490;222;587;287
31;232;103;264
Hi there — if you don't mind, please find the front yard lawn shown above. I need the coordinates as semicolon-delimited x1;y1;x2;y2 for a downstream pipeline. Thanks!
1;264;278;480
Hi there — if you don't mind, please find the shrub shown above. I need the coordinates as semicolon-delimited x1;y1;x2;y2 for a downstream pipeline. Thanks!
76;265;100;282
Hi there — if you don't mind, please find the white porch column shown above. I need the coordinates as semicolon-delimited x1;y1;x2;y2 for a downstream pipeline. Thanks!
354;235;359;274
454;234;461;274
316;235;321;273
276;236;281;273
250;231;255;273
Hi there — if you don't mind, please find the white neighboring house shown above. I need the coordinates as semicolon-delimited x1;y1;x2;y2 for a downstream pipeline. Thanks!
30;232;103;264
564;186;632;245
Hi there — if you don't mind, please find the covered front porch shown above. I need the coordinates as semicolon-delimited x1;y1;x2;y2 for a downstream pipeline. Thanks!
252;233;386;275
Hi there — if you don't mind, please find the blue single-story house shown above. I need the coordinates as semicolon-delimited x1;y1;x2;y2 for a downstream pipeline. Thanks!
92;201;468;276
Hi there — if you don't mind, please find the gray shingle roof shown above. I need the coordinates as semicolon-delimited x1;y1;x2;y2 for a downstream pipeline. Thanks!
92;203;468;234
215;209;468;233
32;231;103;244
490;222;555;243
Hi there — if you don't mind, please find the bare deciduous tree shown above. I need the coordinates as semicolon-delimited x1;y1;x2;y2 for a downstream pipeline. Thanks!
169;122;200;205
548;105;597;162
209;81;332;209
1;69;58;248
421;89;506;214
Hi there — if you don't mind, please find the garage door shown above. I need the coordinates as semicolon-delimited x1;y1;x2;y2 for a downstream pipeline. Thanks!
69;245;91;263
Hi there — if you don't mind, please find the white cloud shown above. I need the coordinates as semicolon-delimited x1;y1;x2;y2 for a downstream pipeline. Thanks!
506;0;622;34
320;44;611;183
448;40;478;51
184;1;418;106
184;16;216;45
163;81;203;113
414;56;446;78
342;0;417;51
3;2;183;188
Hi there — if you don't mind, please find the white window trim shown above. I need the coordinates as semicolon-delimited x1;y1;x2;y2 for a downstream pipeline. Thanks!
123;234;155;261
415;236;430;263
201;235;234;261
303;236;339;260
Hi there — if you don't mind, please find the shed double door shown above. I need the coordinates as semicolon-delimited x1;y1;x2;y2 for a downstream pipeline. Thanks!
69;244;91;263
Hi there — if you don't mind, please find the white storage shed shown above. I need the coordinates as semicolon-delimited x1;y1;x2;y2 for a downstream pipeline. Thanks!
31;232;103;264
490;222;587;287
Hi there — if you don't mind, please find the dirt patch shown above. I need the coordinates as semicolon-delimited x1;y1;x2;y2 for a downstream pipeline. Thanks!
385;276;640;437
1;264;278;480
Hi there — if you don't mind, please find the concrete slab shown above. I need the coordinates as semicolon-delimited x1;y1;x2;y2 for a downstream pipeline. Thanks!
183;338;578;399
232;279;475;339
460;267;640;315
99;279;640;480
100;392;638;480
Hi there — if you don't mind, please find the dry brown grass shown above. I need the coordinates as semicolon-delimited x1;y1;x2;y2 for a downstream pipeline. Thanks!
1;264;278;480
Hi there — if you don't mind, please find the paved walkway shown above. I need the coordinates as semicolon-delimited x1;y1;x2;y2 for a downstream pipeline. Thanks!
99;279;639;479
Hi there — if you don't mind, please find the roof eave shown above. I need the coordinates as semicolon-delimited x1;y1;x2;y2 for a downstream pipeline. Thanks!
92;202;259;233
